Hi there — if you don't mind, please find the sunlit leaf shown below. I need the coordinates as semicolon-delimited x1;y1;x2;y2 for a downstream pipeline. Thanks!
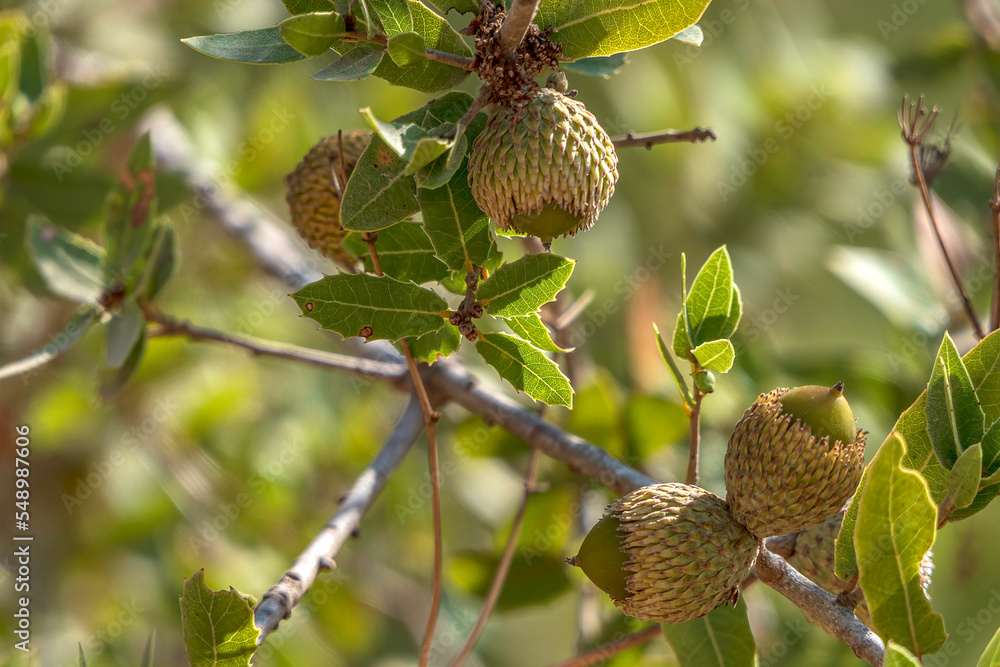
344;222;449;284
885;642;922;667
504;313;568;353
477;254;575;318
418;162;494;273
279;12;346;57
978;625;1000;667
691;339;735;373
386;31;426;68
407;325;461;364
835;465;868;581
475;332;573;407
179;570;257;667
926;332;984;469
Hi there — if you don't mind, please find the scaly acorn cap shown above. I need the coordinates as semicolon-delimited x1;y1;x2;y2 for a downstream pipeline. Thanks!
467;86;618;244
787;510;933;630
570;483;759;624
285;130;371;269
724;385;867;539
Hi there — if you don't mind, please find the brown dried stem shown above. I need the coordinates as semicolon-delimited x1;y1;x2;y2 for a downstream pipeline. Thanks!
612;127;718;149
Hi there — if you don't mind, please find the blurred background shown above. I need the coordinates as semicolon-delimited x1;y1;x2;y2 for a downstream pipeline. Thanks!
2;0;1000;664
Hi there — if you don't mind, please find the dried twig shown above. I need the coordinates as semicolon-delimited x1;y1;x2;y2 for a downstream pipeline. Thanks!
545;626;661;667
254;397;425;642
612;127;717;149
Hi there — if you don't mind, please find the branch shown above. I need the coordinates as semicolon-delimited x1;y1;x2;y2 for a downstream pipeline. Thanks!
612;128;717;149
498;0;541;58
254;397;426;642
686;380;703;485
989;165;1000;332
753;548;884;666
545;626;661;667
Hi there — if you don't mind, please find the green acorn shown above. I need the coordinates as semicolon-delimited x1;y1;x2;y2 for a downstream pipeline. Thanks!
724;384;867;539
467;85;618;245
569;483;759;624
285;130;371;269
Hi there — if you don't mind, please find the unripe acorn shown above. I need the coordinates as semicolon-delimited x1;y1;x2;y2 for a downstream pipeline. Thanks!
467;84;618;245
285;130;371;269
725;383;867;538
569;483;758;624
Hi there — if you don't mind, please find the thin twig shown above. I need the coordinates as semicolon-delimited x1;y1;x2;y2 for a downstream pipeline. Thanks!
754;548;885;666
899;95;985;340
254;397;425;642
612;128;718;149
498;0;541;58
545;626;661;667
686;380;703;485
989;166;1000;332
450;449;542;666
425;47;477;71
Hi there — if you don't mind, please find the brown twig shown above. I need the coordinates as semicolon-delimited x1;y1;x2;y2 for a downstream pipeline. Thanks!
899;95;985;340
989;166;1000;332
612;128;718;149
545;626;661;667
686;375;703;485
450;449;543;666
498;0;541;59
754;548;885;666
254;397;425;642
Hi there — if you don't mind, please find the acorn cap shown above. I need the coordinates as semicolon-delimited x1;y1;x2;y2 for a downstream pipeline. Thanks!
724;386;867;539
285;130;371;269
571;483;759;624
467;86;618;243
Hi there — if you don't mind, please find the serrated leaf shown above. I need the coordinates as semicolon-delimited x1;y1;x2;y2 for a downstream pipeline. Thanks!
279;12;346;57
537;0;712;60
561;53;629;78
283;0;334;13
0;305;99;382
477;254;575;318
344;222;449;283
313;44;384;79
504;313;568;353
855;432;946;656
407;325;461;363
179;570;257;667
926;332;985;469
660;596;756;667
834;464;868;581
885;642;922;667
418;162;494;272
360;108;452;175
26;215;105;303
893;329;1000;521
979;625;1000;667
182;28;307;64
105;299;144;368
292;272;447;342
369;0;471;93
948;443;982;511
387;31;426;67
691;339;734;373
340;135;419;232
475;332;573;407
421;0;478;13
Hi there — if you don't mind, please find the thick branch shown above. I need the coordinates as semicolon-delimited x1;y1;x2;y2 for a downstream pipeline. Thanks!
612;128;717;149
754;548;884;666
254;397;425;642
498;0;541;58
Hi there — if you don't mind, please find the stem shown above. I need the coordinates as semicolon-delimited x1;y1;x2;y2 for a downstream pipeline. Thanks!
254;398;425;642
611;127;718;149
754;548;885;666
544;626;661;667
686;376;703;485
498;0;541;58
450;449;542;666
936;495;956;529
990;165;1000;332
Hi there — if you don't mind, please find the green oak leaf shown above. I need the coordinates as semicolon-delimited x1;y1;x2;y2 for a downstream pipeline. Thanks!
340;135;419;232
407;326;461;364
418;162;494;273
292;272;447;342
313;44;384;80
475;332;573;407
182;27;307;64
179;570;257;667
476;254;575;318
561;53;629;78
926;332;985;469
948;443;982;511
885;642;922;666
855;432;946;657
834;464;869;581
386;31;426;68
26;215;105;303
537;0;712;60
691;339;735;373
661;596;756;667
504;313;569;353
105;298;144;369
343;223;449;284
279;11;346;57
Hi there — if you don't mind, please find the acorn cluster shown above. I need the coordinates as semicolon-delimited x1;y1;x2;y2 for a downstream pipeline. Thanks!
570;384;868;623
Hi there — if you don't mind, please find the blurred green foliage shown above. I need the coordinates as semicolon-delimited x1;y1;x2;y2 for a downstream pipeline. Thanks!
3;0;1000;664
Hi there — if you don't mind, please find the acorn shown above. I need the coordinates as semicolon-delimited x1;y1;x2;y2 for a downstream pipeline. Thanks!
467;83;618;245
724;383;867;539
569;483;758;624
285;130;371;269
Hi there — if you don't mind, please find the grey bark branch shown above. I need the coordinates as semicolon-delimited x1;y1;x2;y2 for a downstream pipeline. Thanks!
254;397;425;643
612;127;718;149
754;548;885;666
498;0;541;58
